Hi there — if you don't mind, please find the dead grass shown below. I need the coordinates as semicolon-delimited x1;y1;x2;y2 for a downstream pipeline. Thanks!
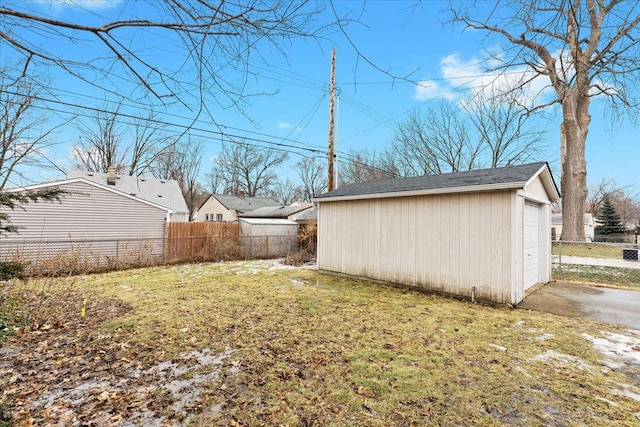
2;259;640;426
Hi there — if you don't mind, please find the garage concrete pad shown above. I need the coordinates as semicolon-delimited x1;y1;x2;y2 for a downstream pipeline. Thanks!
519;282;640;329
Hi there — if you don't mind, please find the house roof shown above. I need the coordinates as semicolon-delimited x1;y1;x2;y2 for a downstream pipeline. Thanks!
315;162;559;203
552;213;594;226
205;194;280;213
239;218;297;226
294;207;318;222
238;205;312;219
6;177;173;213
67;171;189;214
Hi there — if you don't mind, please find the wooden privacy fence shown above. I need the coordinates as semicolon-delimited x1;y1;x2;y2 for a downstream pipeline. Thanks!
165;222;241;263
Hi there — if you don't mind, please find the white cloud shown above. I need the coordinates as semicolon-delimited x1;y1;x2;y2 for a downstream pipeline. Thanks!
35;0;122;12
278;122;293;130
414;52;554;108
414;80;457;101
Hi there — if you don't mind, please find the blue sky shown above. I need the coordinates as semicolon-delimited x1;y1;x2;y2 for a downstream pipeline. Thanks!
5;0;639;190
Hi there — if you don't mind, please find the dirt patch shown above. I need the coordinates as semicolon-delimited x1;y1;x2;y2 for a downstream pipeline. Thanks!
0;293;237;426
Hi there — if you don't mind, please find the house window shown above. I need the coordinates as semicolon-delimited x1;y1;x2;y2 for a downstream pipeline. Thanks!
216;214;223;222
205;214;209;221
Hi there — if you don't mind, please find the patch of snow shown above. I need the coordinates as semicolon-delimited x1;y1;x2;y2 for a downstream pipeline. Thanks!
489;344;507;352
25;348;235;426
612;384;640;402
514;365;533;379
529;350;595;373
535;333;554;341
583;332;640;369
595;397;619;407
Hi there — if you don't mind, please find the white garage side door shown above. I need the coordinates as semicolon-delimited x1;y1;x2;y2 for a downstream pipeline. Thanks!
524;201;540;290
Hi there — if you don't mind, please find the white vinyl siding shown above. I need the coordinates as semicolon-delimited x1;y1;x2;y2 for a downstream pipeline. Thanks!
0;180;169;268
1;180;167;242
318;190;514;303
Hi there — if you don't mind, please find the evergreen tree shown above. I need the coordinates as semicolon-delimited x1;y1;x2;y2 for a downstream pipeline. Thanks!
594;197;626;235
0;188;66;279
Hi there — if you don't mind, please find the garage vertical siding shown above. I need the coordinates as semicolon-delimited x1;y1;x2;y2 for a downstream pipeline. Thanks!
318;190;515;303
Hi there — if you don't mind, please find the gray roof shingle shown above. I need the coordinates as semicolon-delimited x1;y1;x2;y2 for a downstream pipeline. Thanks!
316;162;557;200
67;171;189;214
211;194;280;213
239;205;311;218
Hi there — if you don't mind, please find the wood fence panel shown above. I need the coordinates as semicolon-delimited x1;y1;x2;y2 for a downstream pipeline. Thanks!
165;222;240;262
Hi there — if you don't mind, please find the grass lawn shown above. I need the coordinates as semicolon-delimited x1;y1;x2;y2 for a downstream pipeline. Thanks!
552;242;628;259
1;260;640;426
553;264;640;290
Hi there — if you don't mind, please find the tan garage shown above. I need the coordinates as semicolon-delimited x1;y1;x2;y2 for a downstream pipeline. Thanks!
314;162;559;305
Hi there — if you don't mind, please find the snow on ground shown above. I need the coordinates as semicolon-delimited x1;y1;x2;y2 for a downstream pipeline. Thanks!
583;330;640;370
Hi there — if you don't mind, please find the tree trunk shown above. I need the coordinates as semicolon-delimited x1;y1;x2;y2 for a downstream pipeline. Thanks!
560;91;590;241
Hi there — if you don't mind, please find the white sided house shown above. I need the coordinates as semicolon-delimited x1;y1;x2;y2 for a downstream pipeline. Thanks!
67;169;189;222
315;162;560;305
0;178;172;270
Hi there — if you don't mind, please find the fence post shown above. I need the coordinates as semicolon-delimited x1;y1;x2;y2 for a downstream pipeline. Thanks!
557;241;562;278
116;240;119;270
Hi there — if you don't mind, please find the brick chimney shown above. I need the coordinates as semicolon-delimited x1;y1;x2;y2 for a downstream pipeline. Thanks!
107;166;116;185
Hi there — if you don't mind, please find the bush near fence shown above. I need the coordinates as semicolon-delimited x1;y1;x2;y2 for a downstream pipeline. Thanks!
0;238;165;276
552;240;640;289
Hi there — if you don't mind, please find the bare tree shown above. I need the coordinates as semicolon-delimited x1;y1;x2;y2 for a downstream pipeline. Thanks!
452;1;640;240
269;179;302;206
205;166;226;195
71;105;170;176
215;142;288;197
128;112;171;176
389;105;481;176
1;2;331;112
151;138;204;219
296;157;327;201
588;178;640;226
463;87;547;168
71;105;125;174
0;63;66;188
339;148;397;186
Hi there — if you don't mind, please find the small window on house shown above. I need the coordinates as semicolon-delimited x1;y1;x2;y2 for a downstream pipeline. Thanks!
216;214;223;222
205;214;209;221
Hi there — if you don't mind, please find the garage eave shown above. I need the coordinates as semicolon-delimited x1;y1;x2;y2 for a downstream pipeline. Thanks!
313;181;527;203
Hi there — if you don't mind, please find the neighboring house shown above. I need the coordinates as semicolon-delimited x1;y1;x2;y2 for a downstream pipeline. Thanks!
67;168;189;222
0;177;173;268
293;206;318;225
238;203;314;222
314;162;560;306
196;194;279;222
551;213;595;242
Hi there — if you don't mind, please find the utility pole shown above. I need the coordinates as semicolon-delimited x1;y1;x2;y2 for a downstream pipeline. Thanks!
327;48;336;191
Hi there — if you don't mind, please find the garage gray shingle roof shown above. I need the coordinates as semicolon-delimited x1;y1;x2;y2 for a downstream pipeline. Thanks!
316;162;558;200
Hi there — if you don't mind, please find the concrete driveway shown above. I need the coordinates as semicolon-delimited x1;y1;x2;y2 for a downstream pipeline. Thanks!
518;282;640;329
